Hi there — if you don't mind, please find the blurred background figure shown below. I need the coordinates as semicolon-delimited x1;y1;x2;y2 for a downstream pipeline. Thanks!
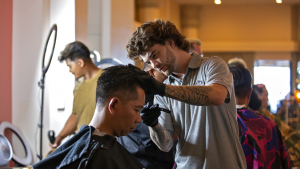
187;38;202;56
228;58;300;166
229;65;292;169
228;57;248;69
249;83;300;166
253;84;270;111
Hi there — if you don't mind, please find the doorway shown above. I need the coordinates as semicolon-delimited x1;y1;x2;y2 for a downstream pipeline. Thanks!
253;60;290;113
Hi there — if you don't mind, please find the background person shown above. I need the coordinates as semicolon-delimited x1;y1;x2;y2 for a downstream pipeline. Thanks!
50;41;103;148
228;57;248;69
229;65;292;169
187;38;202;56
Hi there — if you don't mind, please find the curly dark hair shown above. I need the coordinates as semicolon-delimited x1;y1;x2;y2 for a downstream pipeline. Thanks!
126;19;189;60
96;64;147;107
58;41;91;62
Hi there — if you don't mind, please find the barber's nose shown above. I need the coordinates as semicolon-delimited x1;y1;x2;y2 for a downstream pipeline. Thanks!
150;60;158;69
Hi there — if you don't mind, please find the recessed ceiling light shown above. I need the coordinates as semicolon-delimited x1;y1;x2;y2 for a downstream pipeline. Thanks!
215;0;221;5
276;0;282;3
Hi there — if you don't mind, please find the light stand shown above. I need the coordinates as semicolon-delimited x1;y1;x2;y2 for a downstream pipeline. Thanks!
37;24;57;160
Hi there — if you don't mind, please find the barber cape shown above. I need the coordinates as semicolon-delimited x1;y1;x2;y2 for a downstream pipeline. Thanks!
33;125;145;169
117;122;175;169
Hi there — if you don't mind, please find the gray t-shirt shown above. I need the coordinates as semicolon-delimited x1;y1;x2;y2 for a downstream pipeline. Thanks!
154;54;246;169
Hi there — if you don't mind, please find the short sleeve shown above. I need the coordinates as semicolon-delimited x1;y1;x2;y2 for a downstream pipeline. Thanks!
204;57;233;103
154;95;174;132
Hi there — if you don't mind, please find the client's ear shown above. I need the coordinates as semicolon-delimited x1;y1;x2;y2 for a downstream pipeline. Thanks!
108;97;119;114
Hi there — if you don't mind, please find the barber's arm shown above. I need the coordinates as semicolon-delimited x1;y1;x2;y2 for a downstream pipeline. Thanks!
149;123;174;152
164;84;228;106
132;58;230;106
141;103;174;152
137;74;228;106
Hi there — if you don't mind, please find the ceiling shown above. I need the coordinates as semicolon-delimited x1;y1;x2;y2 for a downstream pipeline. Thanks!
175;0;300;5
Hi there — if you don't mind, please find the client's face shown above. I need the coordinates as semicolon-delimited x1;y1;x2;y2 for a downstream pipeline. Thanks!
115;87;144;137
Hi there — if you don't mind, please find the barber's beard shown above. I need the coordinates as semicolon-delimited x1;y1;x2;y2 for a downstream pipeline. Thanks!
164;46;176;76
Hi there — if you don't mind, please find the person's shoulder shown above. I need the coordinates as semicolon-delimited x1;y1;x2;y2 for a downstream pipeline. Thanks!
198;56;227;72
92;68;104;80
238;109;263;119
241;109;277;126
97;68;104;76
205;56;226;65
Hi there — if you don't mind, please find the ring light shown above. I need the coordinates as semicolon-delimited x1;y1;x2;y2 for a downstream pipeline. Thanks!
42;24;57;75
0;122;32;166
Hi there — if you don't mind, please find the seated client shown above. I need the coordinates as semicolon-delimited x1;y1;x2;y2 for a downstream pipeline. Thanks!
117;63;176;169
33;65;147;169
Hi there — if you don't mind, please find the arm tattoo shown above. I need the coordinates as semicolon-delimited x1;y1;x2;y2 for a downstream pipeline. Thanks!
165;85;214;106
149;123;174;152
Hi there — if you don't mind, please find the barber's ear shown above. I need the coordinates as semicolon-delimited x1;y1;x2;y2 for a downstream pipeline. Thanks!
165;40;175;48
108;97;118;114
77;59;85;67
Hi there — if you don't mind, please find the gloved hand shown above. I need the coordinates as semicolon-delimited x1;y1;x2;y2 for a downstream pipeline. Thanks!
140;74;166;96
128;64;166;96
141;102;171;127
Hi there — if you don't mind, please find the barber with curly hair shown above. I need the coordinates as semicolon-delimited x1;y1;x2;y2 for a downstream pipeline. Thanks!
126;20;246;169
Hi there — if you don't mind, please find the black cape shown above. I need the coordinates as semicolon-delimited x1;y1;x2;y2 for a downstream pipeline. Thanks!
33;125;145;169
117;123;175;169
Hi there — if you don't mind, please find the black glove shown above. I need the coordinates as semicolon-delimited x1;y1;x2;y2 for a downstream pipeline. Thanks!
141;74;165;96
128;64;165;96
141;102;171;127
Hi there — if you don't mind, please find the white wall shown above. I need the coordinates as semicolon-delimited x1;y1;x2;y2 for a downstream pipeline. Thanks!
110;0;135;64
47;0;75;155
86;0;135;64
13;0;75;163
13;0;48;163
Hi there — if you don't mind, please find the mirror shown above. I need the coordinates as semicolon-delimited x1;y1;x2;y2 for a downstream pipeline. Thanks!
90;50;101;64
90;50;123;69
42;24;57;75
95;58;123;69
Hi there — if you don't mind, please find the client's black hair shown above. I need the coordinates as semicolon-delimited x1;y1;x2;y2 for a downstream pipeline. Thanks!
96;64;147;107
